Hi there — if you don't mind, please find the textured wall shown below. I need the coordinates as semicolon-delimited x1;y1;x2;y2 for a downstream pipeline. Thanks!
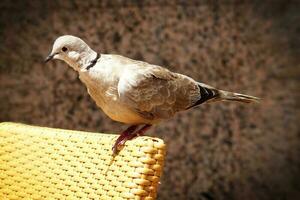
0;1;299;199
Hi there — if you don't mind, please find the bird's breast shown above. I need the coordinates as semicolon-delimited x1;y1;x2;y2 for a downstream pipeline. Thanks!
78;71;149;124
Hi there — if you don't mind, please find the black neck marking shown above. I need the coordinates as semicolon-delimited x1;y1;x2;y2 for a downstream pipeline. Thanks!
86;53;100;70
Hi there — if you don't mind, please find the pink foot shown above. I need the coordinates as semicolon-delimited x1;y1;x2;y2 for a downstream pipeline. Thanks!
112;125;138;154
127;124;152;140
112;124;152;154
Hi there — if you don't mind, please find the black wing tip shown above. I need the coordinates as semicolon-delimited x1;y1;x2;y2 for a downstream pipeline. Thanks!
187;85;219;109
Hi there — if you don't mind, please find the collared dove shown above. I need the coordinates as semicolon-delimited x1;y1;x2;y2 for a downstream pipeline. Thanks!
46;35;259;154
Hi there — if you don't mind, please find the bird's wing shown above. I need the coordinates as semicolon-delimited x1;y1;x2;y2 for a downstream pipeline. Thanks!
118;63;200;120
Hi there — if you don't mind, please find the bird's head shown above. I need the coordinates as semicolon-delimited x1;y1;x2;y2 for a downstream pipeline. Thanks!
45;35;96;71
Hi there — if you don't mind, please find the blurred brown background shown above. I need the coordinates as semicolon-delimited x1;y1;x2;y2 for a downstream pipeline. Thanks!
0;1;299;199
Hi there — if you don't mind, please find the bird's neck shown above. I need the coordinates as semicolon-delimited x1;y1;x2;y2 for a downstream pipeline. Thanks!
68;49;98;72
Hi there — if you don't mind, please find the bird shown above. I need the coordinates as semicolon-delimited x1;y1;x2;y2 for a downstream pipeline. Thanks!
45;35;259;154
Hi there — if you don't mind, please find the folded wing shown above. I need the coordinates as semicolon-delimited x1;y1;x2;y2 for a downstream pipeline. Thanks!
118;63;200;121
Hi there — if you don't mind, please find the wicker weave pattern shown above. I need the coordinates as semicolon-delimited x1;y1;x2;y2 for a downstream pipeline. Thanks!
0;122;165;199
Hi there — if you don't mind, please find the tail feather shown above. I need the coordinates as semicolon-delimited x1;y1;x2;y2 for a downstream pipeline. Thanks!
218;90;260;104
188;83;260;109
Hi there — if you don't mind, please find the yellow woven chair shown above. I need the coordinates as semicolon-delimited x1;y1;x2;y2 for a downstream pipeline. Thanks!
0;122;166;199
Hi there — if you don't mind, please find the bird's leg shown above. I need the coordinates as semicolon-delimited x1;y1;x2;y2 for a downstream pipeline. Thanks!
112;125;139;154
126;124;152;140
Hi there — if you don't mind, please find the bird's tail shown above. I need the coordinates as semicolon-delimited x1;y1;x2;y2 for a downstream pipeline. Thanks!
188;83;260;109
218;90;260;104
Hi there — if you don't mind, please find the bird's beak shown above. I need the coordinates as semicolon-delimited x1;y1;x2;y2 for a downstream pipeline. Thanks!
45;53;56;63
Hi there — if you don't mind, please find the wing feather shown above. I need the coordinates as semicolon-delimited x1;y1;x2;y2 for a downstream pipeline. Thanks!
118;63;200;120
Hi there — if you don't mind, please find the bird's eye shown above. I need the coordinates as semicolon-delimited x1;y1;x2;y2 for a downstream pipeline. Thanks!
62;47;68;52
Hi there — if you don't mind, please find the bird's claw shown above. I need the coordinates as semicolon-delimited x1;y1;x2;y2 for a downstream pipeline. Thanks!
112;144;119;155
112;140;125;155
111;124;152;155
